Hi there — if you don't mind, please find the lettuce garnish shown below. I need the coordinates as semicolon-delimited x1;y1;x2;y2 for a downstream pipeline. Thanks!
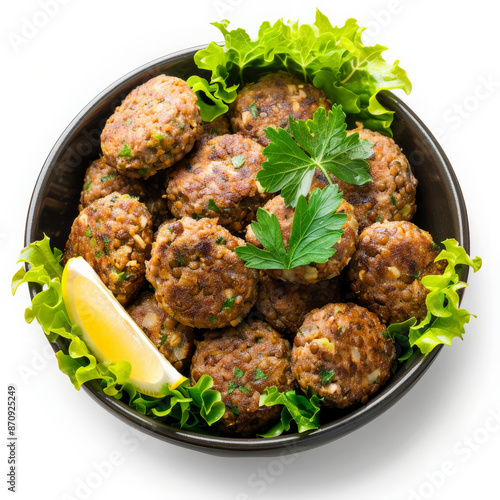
187;9;411;135
12;236;224;430
389;239;482;360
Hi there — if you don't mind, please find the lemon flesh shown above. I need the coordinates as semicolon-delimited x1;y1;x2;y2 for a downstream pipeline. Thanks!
62;257;187;396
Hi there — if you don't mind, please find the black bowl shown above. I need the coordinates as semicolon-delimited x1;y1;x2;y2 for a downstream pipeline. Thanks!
25;46;470;456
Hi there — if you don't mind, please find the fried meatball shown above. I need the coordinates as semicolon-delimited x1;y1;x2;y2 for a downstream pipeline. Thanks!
256;274;344;336
246;195;358;284
190;319;294;436
127;292;194;372
166;134;271;232
348;221;446;324
229;73;330;146
198;114;231;142
79;157;145;210
63;193;153;305
146;217;258;329
101;75;202;179
292;303;395;408
326;125;418;231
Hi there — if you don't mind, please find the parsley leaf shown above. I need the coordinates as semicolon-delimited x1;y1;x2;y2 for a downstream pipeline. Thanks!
257;106;372;207
235;185;346;270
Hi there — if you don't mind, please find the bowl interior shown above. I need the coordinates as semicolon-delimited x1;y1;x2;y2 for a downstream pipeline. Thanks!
25;47;470;455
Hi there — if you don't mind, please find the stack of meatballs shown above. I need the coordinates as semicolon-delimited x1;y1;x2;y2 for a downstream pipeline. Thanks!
62;72;445;437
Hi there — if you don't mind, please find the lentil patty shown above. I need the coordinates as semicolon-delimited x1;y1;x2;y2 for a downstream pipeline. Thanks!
146;217;259;329
191;319;294;436
256;274;344;336
166;134;271;233
63;193;153;306
101;75;202;179
348;221;446;324
292;303;395;408
79;157;145;210
229;73;330;146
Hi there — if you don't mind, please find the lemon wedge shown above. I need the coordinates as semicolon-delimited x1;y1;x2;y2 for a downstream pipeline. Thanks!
61;257;187;396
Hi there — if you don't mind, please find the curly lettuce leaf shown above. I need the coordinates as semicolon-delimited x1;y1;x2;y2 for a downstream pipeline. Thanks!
12;236;223;431
389;239;481;356
189;9;411;135
258;386;323;437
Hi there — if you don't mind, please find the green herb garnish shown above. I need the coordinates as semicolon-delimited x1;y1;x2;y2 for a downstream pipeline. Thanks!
239;386;252;393
118;144;133;158
235;185;346;270
254;368;268;380
215;236;225;245
233;367;244;379
85;227;92;238
231;155;245;169
159;334;168;347
257;106;372;207
208;198;221;213
84;180;92;191
248;102;258;120
320;367;335;385
152;133;164;142
230;405;240;416
101;173;117;182
227;381;238;394
209;316;218;324
222;297;235;310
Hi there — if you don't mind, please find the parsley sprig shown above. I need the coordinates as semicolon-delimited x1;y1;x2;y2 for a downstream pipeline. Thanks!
235;185;346;270
257;106;373;207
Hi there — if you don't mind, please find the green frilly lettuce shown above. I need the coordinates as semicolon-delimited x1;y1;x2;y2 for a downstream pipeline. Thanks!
389;239;482;360
187;9;411;135
11;236;224;430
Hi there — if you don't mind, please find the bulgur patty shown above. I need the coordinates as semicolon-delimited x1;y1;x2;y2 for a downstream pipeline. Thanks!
101;75;202;179
190;319;294;436
246;195;358;284
292;303;395;408
166;134;271;232
348;221;446;324
146;217;258;329
230;73;330;146
63;193;153;306
127;292;194;372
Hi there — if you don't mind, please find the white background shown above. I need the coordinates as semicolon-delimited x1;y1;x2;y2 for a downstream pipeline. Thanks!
2;1;498;499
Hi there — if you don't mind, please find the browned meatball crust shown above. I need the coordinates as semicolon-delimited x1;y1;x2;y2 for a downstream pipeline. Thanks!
230;73;330;146
191;319;294;436
166;134;271;233
256;274;344;336
63;193;153;305
79;157;145;210
292;303;395;408
246;195;358;284
327;125;417;231
101;75;202;179
348;221;446;324
146;217;258;329
127;292;194;372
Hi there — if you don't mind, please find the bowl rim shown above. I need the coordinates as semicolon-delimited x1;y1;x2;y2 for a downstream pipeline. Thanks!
24;45;470;455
